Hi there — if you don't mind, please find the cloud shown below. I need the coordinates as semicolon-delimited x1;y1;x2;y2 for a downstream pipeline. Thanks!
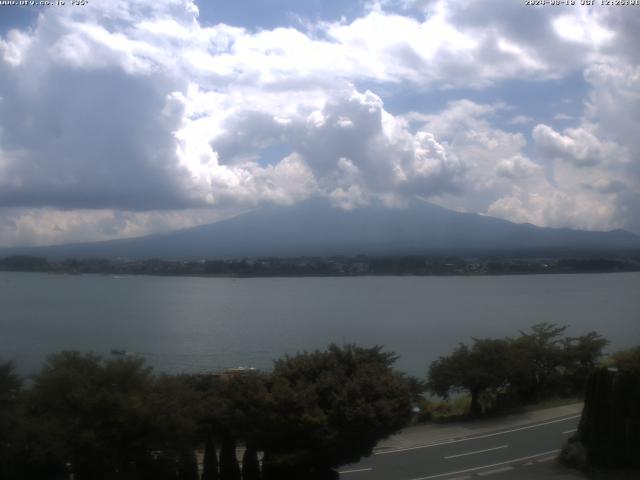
510;115;532;125
416;94;636;234
582;178;626;195
487;188;619;232
532;124;616;168
580;61;640;233
195;88;466;208
526;59;640;233
553;113;574;122
0;2;198;211
0;206;237;248
0;0;639;246
495;155;542;180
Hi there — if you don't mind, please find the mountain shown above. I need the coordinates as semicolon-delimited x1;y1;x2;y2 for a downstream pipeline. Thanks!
2;199;640;260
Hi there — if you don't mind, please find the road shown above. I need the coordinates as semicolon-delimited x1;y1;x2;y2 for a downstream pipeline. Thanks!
339;414;580;480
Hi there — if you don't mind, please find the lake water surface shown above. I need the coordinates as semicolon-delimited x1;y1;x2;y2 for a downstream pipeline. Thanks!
1;271;639;376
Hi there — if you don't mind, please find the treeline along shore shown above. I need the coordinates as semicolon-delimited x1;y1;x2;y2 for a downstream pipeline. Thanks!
1;323;638;479
1;250;640;277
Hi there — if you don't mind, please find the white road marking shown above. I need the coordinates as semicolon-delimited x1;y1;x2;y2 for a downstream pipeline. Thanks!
408;449;560;480
477;466;514;476
444;445;508;459
562;429;577;435
375;415;580;456
339;467;373;474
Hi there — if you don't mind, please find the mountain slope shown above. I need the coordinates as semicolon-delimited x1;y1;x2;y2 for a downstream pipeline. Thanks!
3;200;639;260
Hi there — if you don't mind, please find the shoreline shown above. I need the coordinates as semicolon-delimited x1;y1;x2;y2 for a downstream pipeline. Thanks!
1;268;639;279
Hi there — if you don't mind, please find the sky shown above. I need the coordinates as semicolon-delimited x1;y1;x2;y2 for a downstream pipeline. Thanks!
0;0;639;247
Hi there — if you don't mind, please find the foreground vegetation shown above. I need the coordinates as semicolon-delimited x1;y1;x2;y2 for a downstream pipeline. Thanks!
427;323;608;418
561;346;640;471
428;327;639;471
1;324;635;478
0;345;417;480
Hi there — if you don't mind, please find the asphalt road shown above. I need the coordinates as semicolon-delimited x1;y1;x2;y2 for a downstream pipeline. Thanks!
339;414;580;480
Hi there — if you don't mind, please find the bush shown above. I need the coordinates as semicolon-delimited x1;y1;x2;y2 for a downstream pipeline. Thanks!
558;437;587;470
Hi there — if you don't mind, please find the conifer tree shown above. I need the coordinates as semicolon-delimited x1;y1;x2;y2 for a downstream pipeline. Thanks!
219;432;241;480
201;433;219;480
241;442;260;480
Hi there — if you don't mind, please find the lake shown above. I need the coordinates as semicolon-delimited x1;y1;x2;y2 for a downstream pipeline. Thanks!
1;271;639;377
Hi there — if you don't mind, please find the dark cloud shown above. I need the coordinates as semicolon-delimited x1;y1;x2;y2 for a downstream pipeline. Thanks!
0;65;196;210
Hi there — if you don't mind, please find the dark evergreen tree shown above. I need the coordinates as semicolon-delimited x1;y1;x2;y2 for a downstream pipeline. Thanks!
577;351;640;468
241;442;260;480
201;433;219;480
260;452;298;480
144;454;178;480
177;450;199;480
0;362;22;479
219;432;241;480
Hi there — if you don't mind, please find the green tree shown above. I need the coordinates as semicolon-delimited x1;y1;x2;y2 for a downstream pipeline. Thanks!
27;352;157;478
147;374;201;460
27;352;201;479
607;346;640;373
187;371;269;479
509;323;568;402
261;344;413;476
562;331;608;395
216;373;271;445
427;338;512;417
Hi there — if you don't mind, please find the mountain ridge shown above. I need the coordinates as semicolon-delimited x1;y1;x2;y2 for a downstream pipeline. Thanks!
2;199;639;260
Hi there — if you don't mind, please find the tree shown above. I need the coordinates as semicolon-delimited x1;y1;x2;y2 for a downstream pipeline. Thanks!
562;331;609;395
219;432;241;480
201;432;219;480
241;442;260;480
146;374;201;460
27;352;112;479
0;361;21;441
177;450;199;480
0;255;49;271
216;373;271;444
427;338;512;417
27;352;201;479
261;344;413;476
509;323;568;402
0;361;25;479
608;346;640;373
188;371;269;479
576;360;640;468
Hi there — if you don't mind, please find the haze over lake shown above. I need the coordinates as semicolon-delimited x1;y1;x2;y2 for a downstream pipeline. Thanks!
2;271;638;377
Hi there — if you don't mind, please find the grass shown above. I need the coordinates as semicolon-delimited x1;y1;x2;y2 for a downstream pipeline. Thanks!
414;395;471;424
413;394;583;425
521;396;582;411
